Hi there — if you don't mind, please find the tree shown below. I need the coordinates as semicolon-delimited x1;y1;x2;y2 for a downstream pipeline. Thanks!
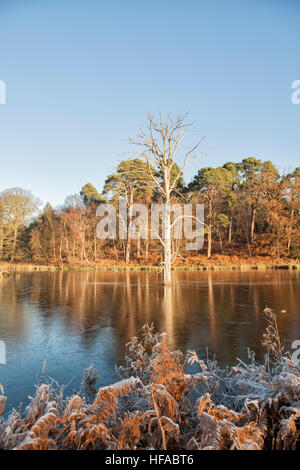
189;167;233;258
80;184;106;262
28;203;57;262
240;158;262;244
103;158;154;263
129;113;205;283
158;162;186;200
240;158;280;245
283;167;300;254
0;197;4;260
222;162;241;243
63;194;91;264
43;203;57;262
0;188;40;261
80;183;105;206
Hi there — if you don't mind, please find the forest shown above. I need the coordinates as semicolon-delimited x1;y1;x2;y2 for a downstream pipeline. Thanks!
0;156;299;267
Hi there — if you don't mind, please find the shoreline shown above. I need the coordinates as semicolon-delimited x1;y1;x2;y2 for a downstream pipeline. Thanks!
1;262;299;272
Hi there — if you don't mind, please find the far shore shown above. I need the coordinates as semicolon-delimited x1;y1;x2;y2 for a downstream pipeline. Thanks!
0;259;299;273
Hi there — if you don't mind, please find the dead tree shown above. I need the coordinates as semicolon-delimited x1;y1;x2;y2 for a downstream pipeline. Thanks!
129;113;206;284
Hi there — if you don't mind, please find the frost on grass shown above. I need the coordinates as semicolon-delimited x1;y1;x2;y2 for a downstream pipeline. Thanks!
0;308;299;450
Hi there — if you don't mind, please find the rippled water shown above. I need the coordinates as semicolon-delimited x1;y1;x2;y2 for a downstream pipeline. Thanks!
0;270;299;411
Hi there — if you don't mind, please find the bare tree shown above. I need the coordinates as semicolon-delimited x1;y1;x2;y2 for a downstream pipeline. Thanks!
0;188;40;261
129;113;206;284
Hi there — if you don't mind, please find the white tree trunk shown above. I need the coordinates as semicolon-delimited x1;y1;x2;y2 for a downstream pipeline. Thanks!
162;199;172;285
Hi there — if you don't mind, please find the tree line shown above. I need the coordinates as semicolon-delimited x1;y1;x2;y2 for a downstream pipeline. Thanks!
0;114;299;269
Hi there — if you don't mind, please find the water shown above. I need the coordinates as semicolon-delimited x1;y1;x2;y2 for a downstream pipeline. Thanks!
0;270;299;411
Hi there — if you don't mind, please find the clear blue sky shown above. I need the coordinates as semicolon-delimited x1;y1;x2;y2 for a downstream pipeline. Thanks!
0;0;299;207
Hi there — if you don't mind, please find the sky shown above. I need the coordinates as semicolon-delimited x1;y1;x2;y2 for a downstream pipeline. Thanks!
0;0;299;207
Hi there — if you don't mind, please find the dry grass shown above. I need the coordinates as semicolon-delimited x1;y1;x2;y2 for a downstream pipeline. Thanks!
0;309;299;450
0;263;57;272
1;255;299;273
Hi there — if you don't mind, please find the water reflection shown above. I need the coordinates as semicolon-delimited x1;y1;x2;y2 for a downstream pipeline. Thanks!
0;270;299;410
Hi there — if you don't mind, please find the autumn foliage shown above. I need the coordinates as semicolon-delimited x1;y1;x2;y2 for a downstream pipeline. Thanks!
0;156;299;266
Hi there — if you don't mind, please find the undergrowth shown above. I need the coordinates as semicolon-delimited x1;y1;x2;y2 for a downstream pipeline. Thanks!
0;308;299;450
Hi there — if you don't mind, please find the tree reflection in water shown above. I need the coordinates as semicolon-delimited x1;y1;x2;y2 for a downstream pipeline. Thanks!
0;270;299;410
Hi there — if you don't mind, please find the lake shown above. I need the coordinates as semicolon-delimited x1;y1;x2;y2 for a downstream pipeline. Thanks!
0;270;299;411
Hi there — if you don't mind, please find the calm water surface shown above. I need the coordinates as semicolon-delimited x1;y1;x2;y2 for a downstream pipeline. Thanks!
0;270;299;411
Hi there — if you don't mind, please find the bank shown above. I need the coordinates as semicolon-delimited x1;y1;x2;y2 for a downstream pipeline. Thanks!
0;261;299;273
